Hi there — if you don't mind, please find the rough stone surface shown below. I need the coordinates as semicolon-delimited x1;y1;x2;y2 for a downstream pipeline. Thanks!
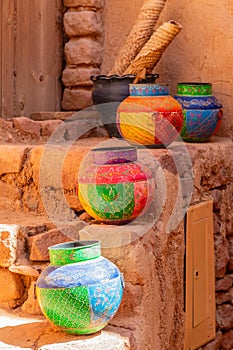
11;117;41;140
27;229;72;261
62;87;93;110
228;236;233;271
21;281;43;315
0;225;19;267
39;120;63;138
216;291;232;305
0;137;233;349
0;182;22;211
9;264;39;279
64;11;102;37
215;276;233;291
62;67;100;87
64;38;103;67
217;304;233;331
0;268;24;303
0;308;130;350
38;332;130;350
214;234;230;278
63;0;104;9
0;145;27;175
200;331;222;350
221;330;233;350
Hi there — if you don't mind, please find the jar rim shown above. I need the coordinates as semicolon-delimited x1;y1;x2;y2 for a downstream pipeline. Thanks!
92;146;136;152
48;240;100;251
90;73;159;81
129;83;169;87
177;82;212;86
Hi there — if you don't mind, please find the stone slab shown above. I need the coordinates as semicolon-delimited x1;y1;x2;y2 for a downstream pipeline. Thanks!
31;112;75;121
0;308;130;350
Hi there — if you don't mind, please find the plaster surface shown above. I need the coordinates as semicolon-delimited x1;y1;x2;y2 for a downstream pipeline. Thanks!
103;0;233;139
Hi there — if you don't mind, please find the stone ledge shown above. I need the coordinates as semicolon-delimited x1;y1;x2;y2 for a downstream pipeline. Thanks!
0;308;130;350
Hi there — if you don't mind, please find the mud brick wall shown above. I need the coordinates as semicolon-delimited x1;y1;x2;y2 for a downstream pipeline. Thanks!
0;134;233;349
62;0;105;110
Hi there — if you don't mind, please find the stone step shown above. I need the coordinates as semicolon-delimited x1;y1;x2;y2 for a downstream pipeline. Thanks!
0;308;130;350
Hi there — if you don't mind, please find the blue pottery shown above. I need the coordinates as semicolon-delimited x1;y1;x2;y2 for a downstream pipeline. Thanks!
36;240;124;334
175;82;223;142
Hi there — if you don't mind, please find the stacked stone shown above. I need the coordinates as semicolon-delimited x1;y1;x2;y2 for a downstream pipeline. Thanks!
201;190;233;350
62;0;104;110
194;156;233;350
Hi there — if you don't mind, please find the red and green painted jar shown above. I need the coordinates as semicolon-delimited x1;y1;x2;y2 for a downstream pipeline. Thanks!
78;146;155;223
116;83;184;147
175;82;223;142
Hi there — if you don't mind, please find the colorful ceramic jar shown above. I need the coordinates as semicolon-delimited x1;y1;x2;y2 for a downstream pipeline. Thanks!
91;74;159;138
116;83;184;147
78;146;155;223
36;240;124;334
175;82;223;142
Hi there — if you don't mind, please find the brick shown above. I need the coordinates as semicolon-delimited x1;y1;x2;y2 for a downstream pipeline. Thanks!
12;117;41;139
62;88;93;110
62;67;100;87
27;229;71;261
0;224;19;267
64;11;102;37
63;0;104;9
0;267;24;302
0;144;27;175
64;38;103;66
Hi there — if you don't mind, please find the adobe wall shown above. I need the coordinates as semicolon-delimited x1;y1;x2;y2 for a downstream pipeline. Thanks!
102;0;233;140
0;122;233;348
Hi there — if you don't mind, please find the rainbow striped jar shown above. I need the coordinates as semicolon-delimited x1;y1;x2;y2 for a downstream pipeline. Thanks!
116;83;184;147
78;146;155;223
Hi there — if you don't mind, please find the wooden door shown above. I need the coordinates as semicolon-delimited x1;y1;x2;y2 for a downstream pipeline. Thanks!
0;0;64;119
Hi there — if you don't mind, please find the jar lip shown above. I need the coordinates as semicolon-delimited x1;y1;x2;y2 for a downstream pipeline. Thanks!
177;82;212;86
90;73;159;81
48;240;100;251
129;83;169;87
92;146;137;165
92;146;136;152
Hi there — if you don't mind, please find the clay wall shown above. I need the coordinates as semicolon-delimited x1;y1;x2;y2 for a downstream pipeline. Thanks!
101;0;233;140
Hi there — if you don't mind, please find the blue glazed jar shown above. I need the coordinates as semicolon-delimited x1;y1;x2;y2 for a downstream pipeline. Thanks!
36;240;124;335
175;82;223;142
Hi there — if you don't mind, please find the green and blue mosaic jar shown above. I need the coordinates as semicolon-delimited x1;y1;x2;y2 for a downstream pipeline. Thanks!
175;82;223;142
36;240;124;334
